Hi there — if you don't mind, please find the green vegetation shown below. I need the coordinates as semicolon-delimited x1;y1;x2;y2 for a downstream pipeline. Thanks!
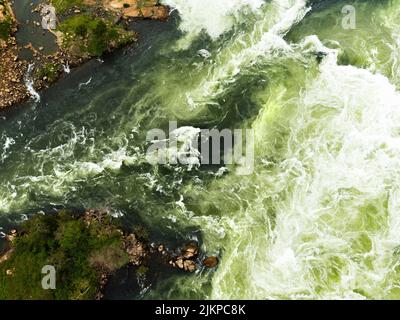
0;211;128;300
36;63;61;82
0;0;13;40
58;14;136;57
51;0;83;13
0;18;11;40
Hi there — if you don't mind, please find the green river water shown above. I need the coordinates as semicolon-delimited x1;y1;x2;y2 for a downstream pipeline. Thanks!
2;0;400;299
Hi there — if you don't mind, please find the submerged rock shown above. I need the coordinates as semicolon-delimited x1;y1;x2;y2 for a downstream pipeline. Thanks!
203;256;219;268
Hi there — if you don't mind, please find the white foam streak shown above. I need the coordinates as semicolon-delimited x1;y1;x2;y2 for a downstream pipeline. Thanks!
63;62;71;74
1;135;15;162
25;64;41;103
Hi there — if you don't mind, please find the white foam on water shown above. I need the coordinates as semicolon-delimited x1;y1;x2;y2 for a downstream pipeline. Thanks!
162;0;264;47
207;37;400;299
78;77;92;90
146;126;202;171
0;123;143;214
1;135;16;162
25;64;41;103
197;49;211;59
63;62;71;74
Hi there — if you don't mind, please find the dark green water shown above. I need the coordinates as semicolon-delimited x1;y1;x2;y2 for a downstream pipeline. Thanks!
2;0;400;299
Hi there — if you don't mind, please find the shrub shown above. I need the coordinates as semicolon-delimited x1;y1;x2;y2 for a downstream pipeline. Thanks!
75;23;87;37
0;18;12;40
36;63;60;82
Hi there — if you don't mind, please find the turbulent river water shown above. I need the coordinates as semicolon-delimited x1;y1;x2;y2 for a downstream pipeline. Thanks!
2;0;400;299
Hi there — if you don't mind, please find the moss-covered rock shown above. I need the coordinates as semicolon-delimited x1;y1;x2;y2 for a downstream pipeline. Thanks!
0;210;128;300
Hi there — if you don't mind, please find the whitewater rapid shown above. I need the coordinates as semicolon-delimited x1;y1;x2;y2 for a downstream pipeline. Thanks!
158;0;400;299
207;45;400;299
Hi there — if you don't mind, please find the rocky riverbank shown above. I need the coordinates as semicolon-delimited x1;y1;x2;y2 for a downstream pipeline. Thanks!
0;0;26;108
0;0;169;109
0;209;218;300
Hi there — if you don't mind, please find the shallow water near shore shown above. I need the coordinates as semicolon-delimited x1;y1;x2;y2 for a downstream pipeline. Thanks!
13;0;58;54
2;0;400;299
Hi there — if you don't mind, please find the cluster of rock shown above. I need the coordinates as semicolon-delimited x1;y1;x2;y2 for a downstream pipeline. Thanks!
104;0;169;20
0;0;14;23
125;233;148;266
169;243;198;272
0;39;29;108
59;209;219;275
134;236;219;274
0;1;28;109
158;242;219;273
0;38;74;109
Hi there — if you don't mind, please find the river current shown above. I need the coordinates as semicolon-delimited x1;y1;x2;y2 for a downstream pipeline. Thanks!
2;0;400;299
